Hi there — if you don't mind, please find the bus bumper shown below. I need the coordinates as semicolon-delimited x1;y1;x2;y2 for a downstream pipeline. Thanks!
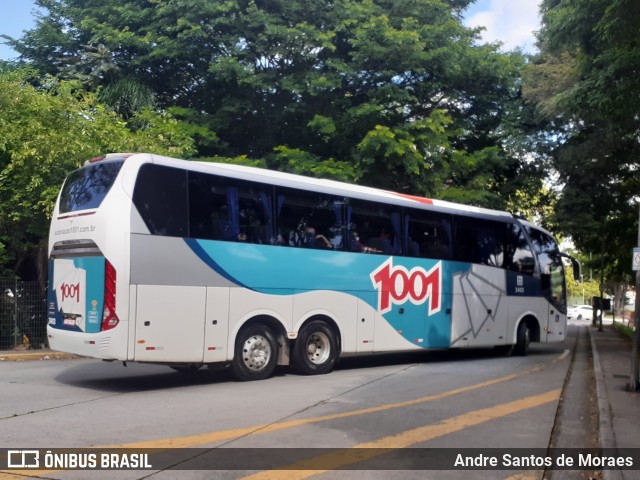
47;323;128;361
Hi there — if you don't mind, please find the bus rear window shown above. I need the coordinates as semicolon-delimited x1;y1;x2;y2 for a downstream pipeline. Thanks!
59;161;124;213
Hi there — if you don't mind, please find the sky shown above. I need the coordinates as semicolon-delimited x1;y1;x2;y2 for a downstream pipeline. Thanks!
464;0;542;53
0;0;541;61
0;0;38;61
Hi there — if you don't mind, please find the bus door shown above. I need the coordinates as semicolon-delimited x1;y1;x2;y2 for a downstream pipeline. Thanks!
133;285;206;363
452;266;507;347
525;225;568;342
539;254;566;341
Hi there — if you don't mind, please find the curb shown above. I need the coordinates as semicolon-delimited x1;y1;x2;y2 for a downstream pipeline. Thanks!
589;327;623;480
0;350;79;362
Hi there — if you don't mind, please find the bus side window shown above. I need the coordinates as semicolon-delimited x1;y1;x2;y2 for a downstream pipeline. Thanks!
349;199;402;255
453;216;505;267
133;164;188;237
276;187;345;250
405;209;452;260
452;216;476;263
189;172;273;244
237;187;273;244
189;171;230;241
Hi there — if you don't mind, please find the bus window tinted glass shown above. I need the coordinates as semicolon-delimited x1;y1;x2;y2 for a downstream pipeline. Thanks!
405;209;452;259
348;199;402;255
276;187;345;250
189;172;273;244
527;227;559;255
59;161;124;213
236;183;273;244
504;223;535;275
526;226;566;308
453;217;506;267
133;164;188;237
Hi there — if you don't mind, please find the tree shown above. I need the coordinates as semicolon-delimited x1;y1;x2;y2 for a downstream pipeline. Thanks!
0;68;195;279
524;0;640;283
8;0;539;210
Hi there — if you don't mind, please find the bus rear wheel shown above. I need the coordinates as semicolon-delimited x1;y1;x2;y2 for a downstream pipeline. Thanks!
232;325;277;381
513;321;531;356
292;320;338;375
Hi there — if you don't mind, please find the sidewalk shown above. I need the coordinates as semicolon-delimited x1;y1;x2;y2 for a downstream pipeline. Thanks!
590;323;640;480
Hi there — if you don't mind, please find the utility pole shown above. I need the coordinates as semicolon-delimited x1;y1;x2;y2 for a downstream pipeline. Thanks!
599;237;604;332
631;205;640;391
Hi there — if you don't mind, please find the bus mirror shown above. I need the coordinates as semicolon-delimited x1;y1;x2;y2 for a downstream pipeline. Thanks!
561;253;581;282
571;258;581;281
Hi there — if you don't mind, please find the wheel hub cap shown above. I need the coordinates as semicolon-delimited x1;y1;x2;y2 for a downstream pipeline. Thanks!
242;335;271;371
306;332;330;365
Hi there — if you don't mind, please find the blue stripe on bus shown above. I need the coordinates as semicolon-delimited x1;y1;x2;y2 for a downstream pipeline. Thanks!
184;239;471;349
184;238;251;289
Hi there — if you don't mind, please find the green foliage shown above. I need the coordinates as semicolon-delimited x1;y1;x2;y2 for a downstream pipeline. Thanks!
0;69;194;277
270;146;359;183
98;77;156;119
539;0;640;123
522;52;577;119
566;275;601;306
525;0;640;285
10;0;534;211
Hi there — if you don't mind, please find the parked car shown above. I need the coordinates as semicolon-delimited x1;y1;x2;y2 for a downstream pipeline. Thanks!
567;304;599;321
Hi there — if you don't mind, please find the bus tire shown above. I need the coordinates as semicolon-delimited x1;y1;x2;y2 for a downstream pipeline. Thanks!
494;345;513;357
513;321;530;356
292;320;338;375
231;325;278;381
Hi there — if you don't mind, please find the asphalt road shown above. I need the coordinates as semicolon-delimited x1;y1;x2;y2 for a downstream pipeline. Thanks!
0;325;586;480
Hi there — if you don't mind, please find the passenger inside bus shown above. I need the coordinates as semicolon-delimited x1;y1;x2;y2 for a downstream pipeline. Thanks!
366;229;392;254
304;226;334;249
349;231;380;253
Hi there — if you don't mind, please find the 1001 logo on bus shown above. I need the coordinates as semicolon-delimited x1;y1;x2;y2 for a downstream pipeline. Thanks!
370;259;441;315
60;282;81;302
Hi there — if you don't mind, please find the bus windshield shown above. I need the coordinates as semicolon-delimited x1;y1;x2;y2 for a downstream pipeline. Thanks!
59;160;124;214
527;226;566;311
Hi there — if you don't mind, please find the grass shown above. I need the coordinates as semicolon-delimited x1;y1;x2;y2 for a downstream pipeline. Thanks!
612;321;634;339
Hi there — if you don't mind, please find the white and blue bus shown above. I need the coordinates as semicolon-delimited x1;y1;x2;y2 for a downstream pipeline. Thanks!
47;153;578;380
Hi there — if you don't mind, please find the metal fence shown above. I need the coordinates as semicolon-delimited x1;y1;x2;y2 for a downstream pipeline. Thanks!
0;278;48;350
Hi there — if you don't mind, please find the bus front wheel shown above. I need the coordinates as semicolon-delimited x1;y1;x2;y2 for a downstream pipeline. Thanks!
513;321;531;356
232;325;278;381
292;320;338;375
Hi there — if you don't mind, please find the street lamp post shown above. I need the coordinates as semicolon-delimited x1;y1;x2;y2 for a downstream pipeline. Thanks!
632;272;640;391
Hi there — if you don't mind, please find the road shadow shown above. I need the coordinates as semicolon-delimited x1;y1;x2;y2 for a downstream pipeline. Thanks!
54;341;565;394
54;361;234;392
